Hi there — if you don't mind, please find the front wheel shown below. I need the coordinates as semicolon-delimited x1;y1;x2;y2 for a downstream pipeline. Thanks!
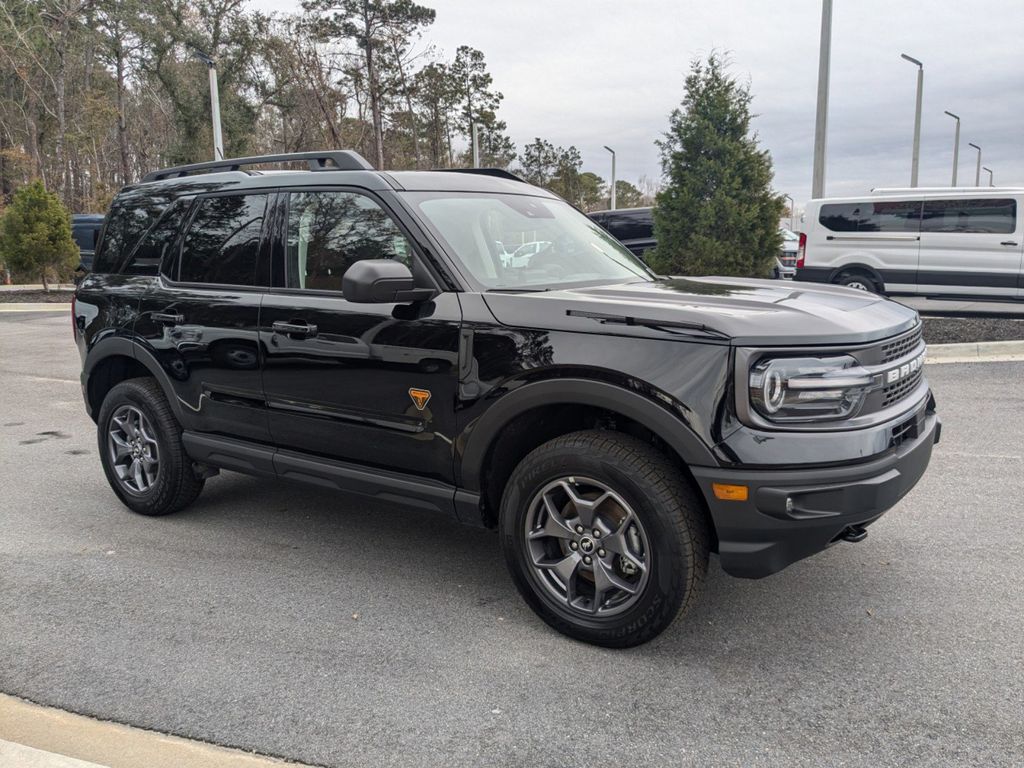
500;430;710;647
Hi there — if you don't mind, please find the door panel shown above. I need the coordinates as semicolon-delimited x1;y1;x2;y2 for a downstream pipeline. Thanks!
135;283;267;440
259;188;461;482
260;293;461;481
917;197;1021;298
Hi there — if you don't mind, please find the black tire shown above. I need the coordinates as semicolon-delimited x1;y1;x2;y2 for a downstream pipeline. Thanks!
96;377;204;516
835;271;880;293
499;430;710;647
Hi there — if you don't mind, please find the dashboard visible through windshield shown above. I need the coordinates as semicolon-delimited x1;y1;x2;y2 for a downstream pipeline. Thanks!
404;191;653;291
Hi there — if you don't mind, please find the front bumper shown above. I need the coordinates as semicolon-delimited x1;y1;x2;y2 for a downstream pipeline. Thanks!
691;407;940;579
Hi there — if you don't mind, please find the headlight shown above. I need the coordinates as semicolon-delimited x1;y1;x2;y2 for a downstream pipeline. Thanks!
749;355;878;422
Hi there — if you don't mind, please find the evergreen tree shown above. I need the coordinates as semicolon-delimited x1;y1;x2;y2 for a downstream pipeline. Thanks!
649;53;784;277
0;181;78;289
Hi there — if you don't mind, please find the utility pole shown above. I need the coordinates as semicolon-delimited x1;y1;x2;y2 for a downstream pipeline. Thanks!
471;123;480;168
983;166;993;187
193;48;224;161
784;194;795;230
811;0;832;199
603;146;616;209
901;54;923;187
969;143;981;186
943;111;960;186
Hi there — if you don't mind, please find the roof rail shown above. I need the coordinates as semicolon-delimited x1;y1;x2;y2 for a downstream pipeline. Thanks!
437;168;526;183
142;151;375;182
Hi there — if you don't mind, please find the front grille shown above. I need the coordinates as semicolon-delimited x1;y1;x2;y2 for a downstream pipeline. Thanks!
779;255;797;266
882;366;923;408
880;327;923;364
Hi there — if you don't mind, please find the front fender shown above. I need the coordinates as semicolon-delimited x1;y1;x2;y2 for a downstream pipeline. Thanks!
457;377;719;491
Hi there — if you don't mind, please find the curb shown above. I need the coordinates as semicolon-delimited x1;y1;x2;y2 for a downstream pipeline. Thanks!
0;303;71;312
926;339;1024;364
0;693;313;768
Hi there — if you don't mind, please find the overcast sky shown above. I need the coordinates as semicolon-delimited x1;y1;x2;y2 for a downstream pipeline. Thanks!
250;0;1023;207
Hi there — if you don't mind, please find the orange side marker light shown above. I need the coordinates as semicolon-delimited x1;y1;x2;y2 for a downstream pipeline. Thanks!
712;483;749;501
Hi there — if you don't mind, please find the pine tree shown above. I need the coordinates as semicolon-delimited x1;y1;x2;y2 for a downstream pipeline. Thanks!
0;180;78;289
649;54;784;277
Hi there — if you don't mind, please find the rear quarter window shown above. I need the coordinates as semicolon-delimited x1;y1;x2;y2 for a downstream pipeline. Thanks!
92;193;171;273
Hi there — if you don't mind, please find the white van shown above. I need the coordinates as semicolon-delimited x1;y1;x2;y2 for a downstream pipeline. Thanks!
795;188;1024;300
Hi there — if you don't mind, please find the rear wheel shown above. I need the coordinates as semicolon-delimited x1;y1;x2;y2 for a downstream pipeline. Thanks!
97;378;204;516
835;271;880;293
500;430;710;647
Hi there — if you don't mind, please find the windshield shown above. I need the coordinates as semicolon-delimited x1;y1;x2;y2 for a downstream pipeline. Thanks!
404;192;653;290
779;227;799;241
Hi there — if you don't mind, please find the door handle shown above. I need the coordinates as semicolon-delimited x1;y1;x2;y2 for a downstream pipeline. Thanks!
152;312;183;324
1000;240;1019;246
272;320;318;338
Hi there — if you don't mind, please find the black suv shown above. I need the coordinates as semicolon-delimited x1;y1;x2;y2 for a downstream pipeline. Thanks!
75;151;940;647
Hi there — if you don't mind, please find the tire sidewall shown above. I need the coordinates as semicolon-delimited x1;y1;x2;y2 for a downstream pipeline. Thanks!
500;444;693;646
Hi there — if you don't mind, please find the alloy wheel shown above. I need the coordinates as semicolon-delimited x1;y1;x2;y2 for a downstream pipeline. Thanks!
524;476;651;617
107;405;160;495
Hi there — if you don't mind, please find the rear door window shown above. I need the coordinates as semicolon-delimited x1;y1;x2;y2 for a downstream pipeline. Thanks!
921;198;1016;234
177;194;269;286
819;201;922;233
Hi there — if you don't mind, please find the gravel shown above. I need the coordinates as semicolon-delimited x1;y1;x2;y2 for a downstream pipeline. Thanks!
922;316;1024;344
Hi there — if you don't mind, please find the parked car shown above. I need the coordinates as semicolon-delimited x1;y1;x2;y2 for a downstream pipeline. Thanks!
796;188;1024;299
72;213;105;273
776;227;799;279
590;207;796;278
587;207;657;259
75;151;940;647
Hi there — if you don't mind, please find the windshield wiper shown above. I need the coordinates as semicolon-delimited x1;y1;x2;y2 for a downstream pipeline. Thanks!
566;309;729;339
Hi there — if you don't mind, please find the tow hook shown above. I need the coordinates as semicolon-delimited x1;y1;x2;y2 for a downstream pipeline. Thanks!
839;525;868;543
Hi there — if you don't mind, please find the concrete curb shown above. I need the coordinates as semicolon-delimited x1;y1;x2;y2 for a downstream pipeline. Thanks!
925;339;1024;364
0;693;313;768
0;303;71;312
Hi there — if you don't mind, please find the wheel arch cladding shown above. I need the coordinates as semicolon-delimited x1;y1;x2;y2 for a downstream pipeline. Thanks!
459;378;719;529
84;338;185;424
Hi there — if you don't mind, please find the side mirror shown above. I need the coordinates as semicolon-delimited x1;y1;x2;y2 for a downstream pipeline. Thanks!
342;259;435;304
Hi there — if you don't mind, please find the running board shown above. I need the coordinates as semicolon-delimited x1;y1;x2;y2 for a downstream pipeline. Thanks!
181;432;482;524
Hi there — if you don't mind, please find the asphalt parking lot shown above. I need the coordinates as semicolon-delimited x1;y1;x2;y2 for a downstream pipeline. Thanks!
1;311;1022;768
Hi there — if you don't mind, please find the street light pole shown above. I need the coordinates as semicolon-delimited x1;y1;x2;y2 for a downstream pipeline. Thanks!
784;194;795;230
983;166;994;187
943;110;960;186
192;49;224;161
901;54;923;187
471;123;481;168
968;143;981;186
811;0;832;199
603;146;616;210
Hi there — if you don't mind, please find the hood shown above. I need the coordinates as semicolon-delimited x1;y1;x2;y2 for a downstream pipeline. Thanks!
481;277;920;346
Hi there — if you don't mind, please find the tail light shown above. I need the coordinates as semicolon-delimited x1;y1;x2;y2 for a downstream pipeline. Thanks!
71;295;77;339
796;232;807;268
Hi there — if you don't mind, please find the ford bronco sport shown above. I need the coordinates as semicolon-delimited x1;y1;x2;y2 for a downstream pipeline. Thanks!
74;151;940;647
